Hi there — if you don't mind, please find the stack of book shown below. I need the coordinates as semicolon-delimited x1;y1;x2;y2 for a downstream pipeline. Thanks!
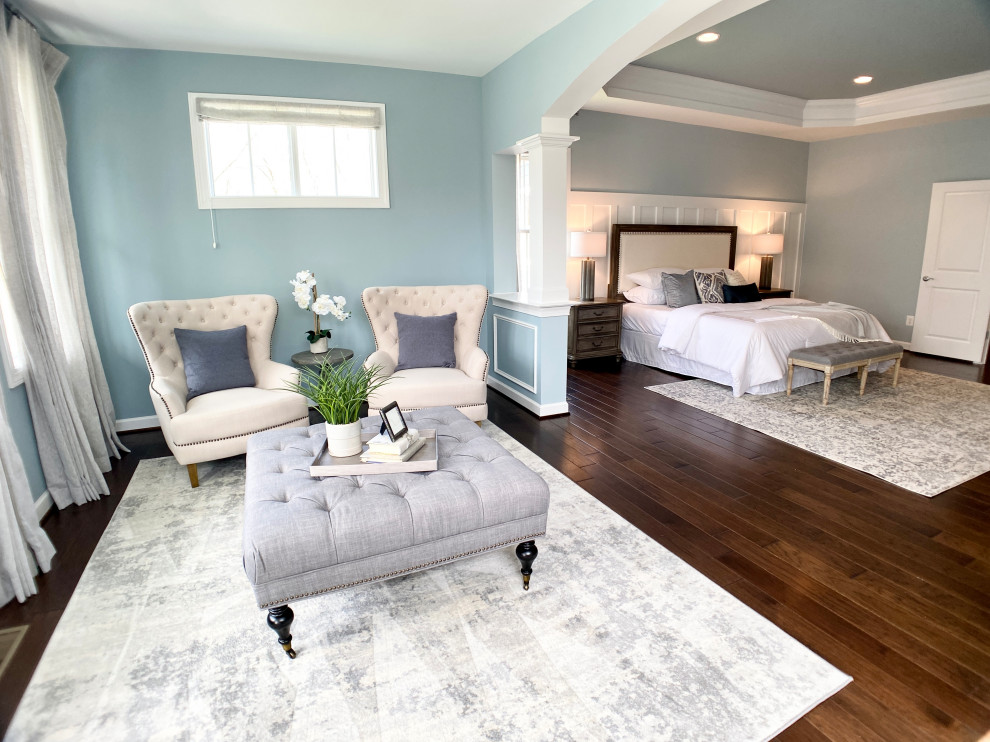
359;429;425;463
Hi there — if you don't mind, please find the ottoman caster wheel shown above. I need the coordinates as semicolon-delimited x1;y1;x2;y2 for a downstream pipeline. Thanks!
267;605;296;659
515;540;538;591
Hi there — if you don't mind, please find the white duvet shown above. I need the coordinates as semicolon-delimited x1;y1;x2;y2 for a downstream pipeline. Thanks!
657;298;891;396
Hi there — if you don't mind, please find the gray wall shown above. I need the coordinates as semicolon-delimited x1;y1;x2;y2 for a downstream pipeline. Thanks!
802;115;990;342
569;110;810;201
57;46;484;420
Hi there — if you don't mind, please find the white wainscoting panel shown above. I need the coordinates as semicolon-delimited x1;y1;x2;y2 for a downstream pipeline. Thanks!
493;314;539;393
567;191;807;300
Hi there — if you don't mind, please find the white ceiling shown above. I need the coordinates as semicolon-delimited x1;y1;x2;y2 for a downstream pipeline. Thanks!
12;0;597;76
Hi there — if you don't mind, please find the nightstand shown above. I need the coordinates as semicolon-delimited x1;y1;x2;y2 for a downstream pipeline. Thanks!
567;298;624;367
758;288;793;299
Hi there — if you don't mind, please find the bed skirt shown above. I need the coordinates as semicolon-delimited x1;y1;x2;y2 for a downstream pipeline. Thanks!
621;328;864;396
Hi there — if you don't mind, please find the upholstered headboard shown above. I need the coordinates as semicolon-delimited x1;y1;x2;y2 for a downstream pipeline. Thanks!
608;225;737;298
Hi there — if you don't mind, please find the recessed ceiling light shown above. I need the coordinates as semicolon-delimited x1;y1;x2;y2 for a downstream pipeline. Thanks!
696;32;720;43
853;75;873;85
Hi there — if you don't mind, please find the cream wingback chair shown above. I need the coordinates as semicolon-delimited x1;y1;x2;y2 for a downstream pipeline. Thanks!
362;285;489;421
128;294;309;487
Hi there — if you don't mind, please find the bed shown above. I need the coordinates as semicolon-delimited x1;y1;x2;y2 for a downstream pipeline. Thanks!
609;224;893;396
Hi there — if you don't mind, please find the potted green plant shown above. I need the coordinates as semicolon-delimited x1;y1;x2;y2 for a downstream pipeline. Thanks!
284;357;391;457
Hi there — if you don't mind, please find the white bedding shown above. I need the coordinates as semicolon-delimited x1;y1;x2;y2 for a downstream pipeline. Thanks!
620;302;674;336
622;298;893;396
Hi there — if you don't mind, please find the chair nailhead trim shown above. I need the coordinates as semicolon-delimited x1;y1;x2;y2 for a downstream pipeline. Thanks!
259;531;545;608
174;415;309;447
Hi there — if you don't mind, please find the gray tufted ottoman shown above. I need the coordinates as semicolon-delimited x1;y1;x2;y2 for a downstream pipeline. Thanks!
243;406;550;658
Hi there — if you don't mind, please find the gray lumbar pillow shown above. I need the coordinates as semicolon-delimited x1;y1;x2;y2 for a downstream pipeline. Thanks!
174;325;256;400
394;312;457;370
660;270;701;308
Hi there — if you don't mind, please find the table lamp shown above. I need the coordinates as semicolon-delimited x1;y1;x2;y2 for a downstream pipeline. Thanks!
752;233;784;291
570;231;607;301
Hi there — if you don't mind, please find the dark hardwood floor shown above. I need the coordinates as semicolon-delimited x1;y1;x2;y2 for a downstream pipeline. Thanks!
1;351;988;739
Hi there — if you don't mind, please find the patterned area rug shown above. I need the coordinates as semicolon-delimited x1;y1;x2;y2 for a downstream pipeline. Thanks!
0;626;27;681
647;368;990;497
8;424;849;742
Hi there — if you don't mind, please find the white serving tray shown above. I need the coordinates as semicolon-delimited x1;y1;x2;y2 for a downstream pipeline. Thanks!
310;429;438;477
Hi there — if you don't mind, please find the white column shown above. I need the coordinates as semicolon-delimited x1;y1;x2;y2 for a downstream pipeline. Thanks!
516;133;578;306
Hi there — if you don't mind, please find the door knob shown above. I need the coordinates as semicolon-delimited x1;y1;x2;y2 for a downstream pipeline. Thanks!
922;276;934;281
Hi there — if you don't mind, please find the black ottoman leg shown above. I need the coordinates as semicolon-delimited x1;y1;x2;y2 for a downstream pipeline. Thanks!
267;605;296;659
515;540;538;591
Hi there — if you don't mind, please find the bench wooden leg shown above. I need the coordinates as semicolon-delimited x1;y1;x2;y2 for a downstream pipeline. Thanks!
187;464;199;488
859;364;869;396
786;361;795;396
515;540;538;591
267;605;296;659
893;356;902;387
823;372;832;405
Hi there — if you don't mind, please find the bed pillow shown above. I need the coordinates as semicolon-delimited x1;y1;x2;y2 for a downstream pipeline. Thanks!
625;267;687;290
694;270;727;304
661;270;700;308
174;325;256;401
724;268;748;286
723;282;762;303
623;285;667;305
394;312;457;370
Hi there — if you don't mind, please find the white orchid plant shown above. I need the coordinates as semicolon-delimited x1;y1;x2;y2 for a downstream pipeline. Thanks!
289;270;350;343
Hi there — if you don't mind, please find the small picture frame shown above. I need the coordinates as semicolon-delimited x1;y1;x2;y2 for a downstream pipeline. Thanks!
380;401;408;442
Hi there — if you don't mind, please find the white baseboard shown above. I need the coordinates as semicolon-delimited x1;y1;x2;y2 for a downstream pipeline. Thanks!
488;377;569;417
116;415;160;432
34;489;53;521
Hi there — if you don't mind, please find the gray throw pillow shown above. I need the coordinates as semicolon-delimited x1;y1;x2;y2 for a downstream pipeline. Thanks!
394;312;457;371
174;325;256;401
661;270;701;308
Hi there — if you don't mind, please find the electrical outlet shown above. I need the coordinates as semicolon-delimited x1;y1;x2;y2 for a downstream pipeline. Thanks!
906;315;915;326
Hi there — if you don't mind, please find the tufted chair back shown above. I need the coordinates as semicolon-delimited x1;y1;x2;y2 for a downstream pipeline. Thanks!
361;285;489;369
127;294;279;401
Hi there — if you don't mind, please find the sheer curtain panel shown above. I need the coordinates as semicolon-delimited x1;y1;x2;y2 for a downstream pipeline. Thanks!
0;387;54;607
0;14;125;508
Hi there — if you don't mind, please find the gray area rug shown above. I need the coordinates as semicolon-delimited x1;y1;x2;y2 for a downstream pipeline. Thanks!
647;367;990;497
7;424;849;742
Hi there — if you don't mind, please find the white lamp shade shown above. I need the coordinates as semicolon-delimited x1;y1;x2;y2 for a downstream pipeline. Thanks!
751;233;784;255
569;231;607;258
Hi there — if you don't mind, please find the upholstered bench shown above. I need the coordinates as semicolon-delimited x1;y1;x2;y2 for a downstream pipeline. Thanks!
787;341;904;405
242;406;550;658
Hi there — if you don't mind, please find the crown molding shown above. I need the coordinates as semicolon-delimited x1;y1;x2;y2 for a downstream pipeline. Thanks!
594;66;990;141
605;66;806;126
516;133;581;151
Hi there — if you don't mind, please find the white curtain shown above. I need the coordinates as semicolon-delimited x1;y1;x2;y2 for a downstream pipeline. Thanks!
0;385;55;607
0;14;126;509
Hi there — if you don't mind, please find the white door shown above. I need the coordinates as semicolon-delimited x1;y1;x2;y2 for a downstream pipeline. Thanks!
911;180;990;362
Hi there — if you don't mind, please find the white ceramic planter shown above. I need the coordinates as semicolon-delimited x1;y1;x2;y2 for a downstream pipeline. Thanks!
325;420;362;458
310;337;329;353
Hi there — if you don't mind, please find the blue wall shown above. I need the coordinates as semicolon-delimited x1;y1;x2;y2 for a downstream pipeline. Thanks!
0;367;47;502
803;115;990;341
57;46;485;420
570;110;810;202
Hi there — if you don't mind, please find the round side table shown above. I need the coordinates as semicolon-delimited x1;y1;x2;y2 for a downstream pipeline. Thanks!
290;347;354;370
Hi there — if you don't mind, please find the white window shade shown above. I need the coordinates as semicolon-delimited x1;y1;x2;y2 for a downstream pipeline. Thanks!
195;98;382;129
187;92;389;209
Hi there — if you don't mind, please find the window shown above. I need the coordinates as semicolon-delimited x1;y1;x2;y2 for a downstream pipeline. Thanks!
188;93;389;209
515;153;530;293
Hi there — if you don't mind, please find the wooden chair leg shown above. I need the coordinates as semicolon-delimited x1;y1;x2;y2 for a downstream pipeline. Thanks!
893;357;902;387
859;364;869;396
786;361;795;396
822;372;832;405
187;463;199;488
